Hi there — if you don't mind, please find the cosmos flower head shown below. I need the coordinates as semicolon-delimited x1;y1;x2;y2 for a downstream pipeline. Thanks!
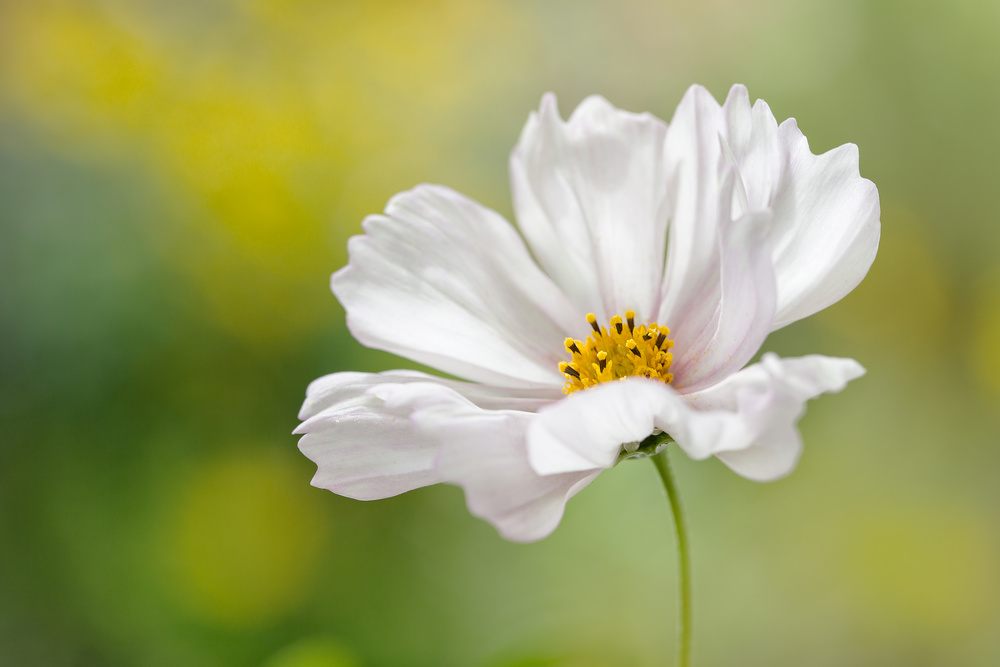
295;84;880;542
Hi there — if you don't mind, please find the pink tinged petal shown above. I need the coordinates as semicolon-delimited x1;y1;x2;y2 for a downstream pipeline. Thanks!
510;93;670;322
373;382;600;542
668;175;777;393
660;85;819;392
657;87;779;393
333;185;580;389
767;123;881;329
685;353;866;480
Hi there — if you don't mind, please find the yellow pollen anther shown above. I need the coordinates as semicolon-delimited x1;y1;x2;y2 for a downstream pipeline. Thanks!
610;315;624;335
564;338;581;354
559;313;675;394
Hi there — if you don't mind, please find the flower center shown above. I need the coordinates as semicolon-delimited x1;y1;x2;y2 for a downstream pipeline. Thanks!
559;310;675;394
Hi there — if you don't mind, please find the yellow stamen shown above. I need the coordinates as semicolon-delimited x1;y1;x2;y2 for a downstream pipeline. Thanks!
560;313;674;394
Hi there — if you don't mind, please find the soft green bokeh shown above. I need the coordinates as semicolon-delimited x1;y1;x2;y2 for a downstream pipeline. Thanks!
2;1;999;665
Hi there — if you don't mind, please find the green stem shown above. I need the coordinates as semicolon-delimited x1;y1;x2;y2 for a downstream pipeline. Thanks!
651;446;692;667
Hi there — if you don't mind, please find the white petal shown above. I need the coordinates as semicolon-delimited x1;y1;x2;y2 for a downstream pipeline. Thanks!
295;372;557;501
527;354;864;481
685;353;866;480
527;378;691;474
374;382;601;542
657;87;779;392
528;377;752;475
296;405;444;501
768;123;880;328
719;85;785;214
299;370;560;421
657;85;731;346
669;193;777;393
333;185;580;388
298;370;425;421
510;94;670;322
658;84;879;331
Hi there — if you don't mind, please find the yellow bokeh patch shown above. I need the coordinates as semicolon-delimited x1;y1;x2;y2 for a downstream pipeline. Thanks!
840;505;999;640
162;450;329;628
969;268;1000;398
0;3;163;134
818;206;953;355
263;636;361;667
0;0;530;344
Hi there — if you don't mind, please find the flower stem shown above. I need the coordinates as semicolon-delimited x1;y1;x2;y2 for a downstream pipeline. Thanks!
651;446;692;667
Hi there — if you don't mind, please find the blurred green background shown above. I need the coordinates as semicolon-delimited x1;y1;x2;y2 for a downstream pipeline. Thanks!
2;0;999;665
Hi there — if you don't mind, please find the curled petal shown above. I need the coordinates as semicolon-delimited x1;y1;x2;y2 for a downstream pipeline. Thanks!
658;84;733;347
658;87;779;391
725;84;880;328
527;354;864;481
669;180;777;392
684;353;866;480
658;84;880;333
718;85;785;214
528;378;690;474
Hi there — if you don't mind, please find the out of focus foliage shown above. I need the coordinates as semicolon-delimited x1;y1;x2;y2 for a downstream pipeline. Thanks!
2;1;999;665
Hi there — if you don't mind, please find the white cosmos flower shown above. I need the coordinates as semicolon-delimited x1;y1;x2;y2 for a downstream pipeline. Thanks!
296;84;880;542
